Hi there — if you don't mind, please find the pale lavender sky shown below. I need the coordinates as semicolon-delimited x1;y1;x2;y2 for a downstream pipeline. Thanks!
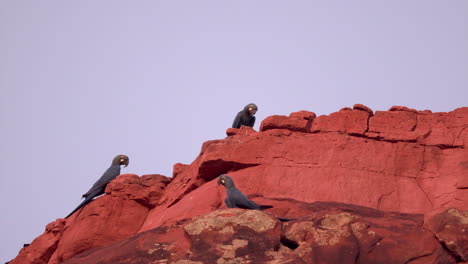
1;1;467;262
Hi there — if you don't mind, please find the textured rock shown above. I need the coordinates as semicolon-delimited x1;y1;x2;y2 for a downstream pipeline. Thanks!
311;108;370;135
9;105;468;264
368;107;468;147
62;202;457;264
173;162;190;179
368;109;419;141
144;109;468;232
289;110;317;120
282;202;456;264
62;209;283;264
389;105;418;113
226;126;257;136
353;103;373;115
425;208;468;261
10;219;66;264
106;173;171;208
49;198;148;263
61;221;192;264
48;174;170;263
260;110;315;133
414;108;468;147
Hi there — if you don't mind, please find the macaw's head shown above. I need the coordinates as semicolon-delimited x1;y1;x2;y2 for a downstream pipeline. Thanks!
243;103;258;116
112;154;129;167
217;174;235;188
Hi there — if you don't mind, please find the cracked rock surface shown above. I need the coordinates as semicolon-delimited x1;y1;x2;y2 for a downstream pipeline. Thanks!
9;105;468;264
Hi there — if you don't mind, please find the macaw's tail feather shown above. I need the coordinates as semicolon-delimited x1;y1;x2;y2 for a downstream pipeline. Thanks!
65;198;92;218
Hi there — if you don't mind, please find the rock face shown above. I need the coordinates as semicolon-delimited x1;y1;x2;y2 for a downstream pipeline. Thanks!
10;174;171;264
10;219;66;264
9;105;468;264
425;208;468;262
60;203;456;264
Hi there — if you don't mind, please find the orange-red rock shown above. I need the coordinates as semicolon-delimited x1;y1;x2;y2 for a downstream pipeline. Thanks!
47;174;168;263
311;108;370;135
425;208;468;262
226;125;257;136
144;108;467;231
389;105;418;113
62;202;456;264
9;106;468;264
106;173;171;208
10;219;66;264
369;109;419;141
353;103;373;115
260;110;315;133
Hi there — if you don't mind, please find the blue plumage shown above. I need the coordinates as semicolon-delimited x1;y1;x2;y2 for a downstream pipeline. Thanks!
66;155;129;218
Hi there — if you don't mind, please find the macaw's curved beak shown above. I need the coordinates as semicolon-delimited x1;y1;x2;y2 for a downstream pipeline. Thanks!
217;177;225;186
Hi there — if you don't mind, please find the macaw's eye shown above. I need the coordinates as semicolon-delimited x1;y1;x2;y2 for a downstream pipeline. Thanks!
248;108;252;111
120;159;125;162
221;179;225;184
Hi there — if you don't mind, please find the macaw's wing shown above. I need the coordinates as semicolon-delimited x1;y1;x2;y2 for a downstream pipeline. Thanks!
82;165;120;198
67;165;121;218
232;112;242;128
249;116;256;127
66;187;104;218
227;188;261;210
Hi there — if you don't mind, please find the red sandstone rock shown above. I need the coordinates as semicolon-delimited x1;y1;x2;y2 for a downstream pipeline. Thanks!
145;108;468;234
45;174;169;263
140;174;172;206
105;174;171;208
389;105;418;113
49;196;149;263
260;112;314;133
289;110;316;120
60;221;192;264
419;109;433;114
369;110;419;141
10;106;468;264
62;203;457;264
62;209;283;264
353;103;373;115
369;107;468;147
172;162;189;179
311;108;370;135
282;202;456;264
414;108;468;147
10;219;66;264
226;125;257;136
340;107;353;111
140;130;466;229
425;208;468;261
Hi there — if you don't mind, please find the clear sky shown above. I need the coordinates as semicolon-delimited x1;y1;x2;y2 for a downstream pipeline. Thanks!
1;1;467;262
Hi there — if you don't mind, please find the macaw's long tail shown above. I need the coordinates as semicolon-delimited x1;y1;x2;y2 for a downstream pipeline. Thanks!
65;198;93;218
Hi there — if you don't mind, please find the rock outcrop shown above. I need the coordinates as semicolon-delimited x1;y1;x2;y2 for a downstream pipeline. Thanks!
60;203;458;264
9;105;468;264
